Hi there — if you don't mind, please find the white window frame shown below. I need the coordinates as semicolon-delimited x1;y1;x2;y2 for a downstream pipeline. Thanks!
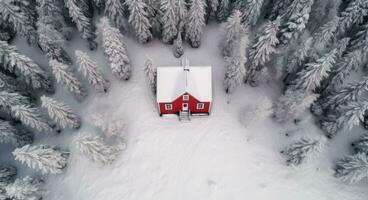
183;94;189;101
165;104;172;110
197;103;204;109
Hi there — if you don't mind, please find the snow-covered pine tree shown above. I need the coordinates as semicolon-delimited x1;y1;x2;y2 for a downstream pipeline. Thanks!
247;18;280;84
0;165;16;184
143;56;157;94
0;18;16;42
0;0;38;46
90;112;125;137
93;0;105;13
335;153;368;183
273;89;319;123
321;101;368;138
281;137;324;166
0;119;33;147
126;0;152;43
4;176;43;200
215;0;230;22
279;0;314;45
241;0;264;26
350;22;368;54
185;0;206;48
98;17;132;80
173;28;184;58
11;105;53;132
13;144;68;174
352;133;368;154
339;0;368;35
146;0;162;37
224;36;247;93
40;96;81;129
222;10;244;57
0;41;52;92
49;59;87;99
176;0;187;25
74;135;124;166
308;0;340;31
75;50;109;93
160;0;178;44
0;72;22;93
268;0;293;20
312;16;339;51
0;91;30;111
105;0;127;30
65;0;97;50
284;37;314;77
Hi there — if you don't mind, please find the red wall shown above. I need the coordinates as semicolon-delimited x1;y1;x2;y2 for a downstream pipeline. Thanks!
158;93;211;115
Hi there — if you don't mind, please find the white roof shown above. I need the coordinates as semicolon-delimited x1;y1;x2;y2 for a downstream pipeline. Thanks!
157;66;212;102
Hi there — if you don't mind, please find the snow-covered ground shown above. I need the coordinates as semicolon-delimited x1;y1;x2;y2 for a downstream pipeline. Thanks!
2;24;368;200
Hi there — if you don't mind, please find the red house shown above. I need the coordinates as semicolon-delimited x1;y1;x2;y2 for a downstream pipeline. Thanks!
156;65;212;119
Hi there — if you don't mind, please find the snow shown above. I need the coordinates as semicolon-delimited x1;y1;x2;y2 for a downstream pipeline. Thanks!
156;66;212;102
2;24;368;200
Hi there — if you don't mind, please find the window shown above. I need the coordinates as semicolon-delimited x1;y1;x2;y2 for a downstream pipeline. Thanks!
197;103;204;109
183;95;189;101
165;104;172;110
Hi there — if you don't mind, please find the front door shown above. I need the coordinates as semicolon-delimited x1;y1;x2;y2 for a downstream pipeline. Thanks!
182;103;188;111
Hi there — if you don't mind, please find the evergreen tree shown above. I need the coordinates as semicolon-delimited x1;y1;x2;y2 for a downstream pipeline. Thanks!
308;0;340;31
350;23;368;54
176;0;187;25
222;10;244;57
224;36;247;93
335;153;368;183
0;72;23;93
0;41;52;92
0;119;33;147
75;50;109;93
93;0;105;13
105;0;127;30
4;176;42;200
74;135;124;166
146;0;162;37
98;17;131;80
143;56;157;94
11;105;53;132
0;0;38;46
241;0;264;26
161;0;178;43
352;133;368;154
50;59;87;99
90;112;125;137
247;18;280;84
41;96;81;129
216;0;230;22
281;137;324;166
285;37;314;76
339;0;368;35
65;0;97;50
173;29;184;58
0;91;30;111
0;165;16;184
13;144;68;174
185;0;206;48
0;19;16;42
126;0;152;43
268;0;293;20
312;16;339;51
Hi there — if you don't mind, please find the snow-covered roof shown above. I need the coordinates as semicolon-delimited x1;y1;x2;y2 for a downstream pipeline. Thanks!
157;66;212;102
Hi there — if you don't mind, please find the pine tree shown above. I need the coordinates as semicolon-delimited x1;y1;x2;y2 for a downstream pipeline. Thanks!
0;0;38;46
222;10;244;57
176;0;187;25
173;29;184;58
268;0;293;20
93;0;105;13
13;144;68;174
0;41;52;92
0;18;16;42
0;91;30;111
224;36;247;93
90;112;125;137
281;137;324;166
11;105;53;132
352;133;368;154
98;17;131;80
160;0;178;43
350;23;368;53
126;0;152;43
50;59;87;99
41;96;81;129
143;56;157;94
247;18;280;84
216;0;230;22
185;0;206;48
241;0;264;26
75;50;109;93
0;72;23;93
4;176;42;200
285;37;314;76
335;153;368;183
339;0;368;35
74;135;124;166
0;165;16;184
105;0;127;30
65;0;97;50
0;119;33;147
312;16;339;51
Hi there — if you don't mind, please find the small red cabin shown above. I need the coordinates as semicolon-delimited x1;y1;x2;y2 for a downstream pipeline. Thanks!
156;65;212;118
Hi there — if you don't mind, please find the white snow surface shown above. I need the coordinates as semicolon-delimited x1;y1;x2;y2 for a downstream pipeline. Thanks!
1;24;368;200
157;66;212;102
